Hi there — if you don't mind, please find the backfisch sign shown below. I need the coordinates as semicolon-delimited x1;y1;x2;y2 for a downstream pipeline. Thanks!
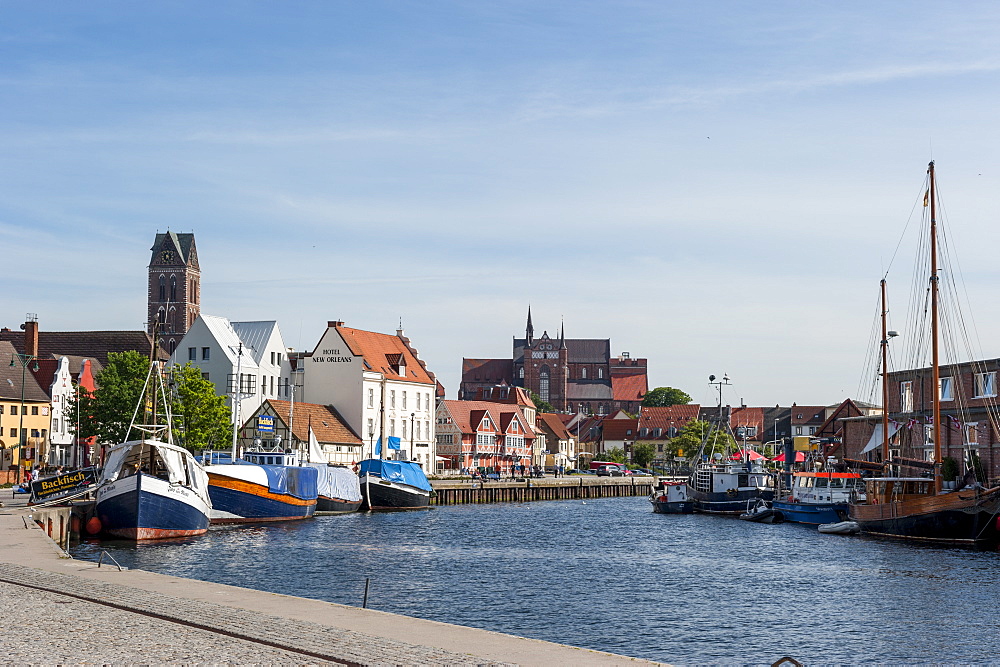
30;468;97;502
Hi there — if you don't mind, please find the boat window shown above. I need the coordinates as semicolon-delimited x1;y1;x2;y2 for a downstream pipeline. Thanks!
829;478;844;488
815;478;829;488
738;474;748;487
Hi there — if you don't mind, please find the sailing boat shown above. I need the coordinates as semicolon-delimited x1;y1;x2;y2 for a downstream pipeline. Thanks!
94;359;212;540
848;162;1000;545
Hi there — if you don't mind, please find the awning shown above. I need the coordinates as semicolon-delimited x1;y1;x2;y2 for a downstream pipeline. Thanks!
772;451;806;463
729;449;766;461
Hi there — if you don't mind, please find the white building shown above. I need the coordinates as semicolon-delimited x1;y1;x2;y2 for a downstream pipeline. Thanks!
170;315;291;428
45;357;75;465
300;321;438;471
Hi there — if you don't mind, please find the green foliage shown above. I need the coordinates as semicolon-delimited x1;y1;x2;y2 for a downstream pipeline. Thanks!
528;390;558;413
668;419;735;460
73;350;151;444
641;387;692;408
631;442;656;468
941;456;959;482
967;451;987;484
170;363;233;452
603;447;626;463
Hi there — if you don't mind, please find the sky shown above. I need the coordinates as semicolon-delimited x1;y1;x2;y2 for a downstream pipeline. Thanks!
4;1;1000;409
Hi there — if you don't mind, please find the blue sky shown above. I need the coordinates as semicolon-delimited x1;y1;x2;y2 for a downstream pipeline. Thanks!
4;2;1000;407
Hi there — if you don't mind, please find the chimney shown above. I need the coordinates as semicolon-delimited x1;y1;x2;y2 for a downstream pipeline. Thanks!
23;314;39;358
328;320;344;328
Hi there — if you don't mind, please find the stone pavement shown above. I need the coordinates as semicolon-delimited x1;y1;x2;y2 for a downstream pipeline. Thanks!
0;490;667;666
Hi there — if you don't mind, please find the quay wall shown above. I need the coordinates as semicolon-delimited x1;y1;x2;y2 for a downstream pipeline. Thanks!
431;476;654;505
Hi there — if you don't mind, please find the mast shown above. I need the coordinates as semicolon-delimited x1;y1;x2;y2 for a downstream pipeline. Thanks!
929;160;942;493
880;279;890;463
231;342;243;460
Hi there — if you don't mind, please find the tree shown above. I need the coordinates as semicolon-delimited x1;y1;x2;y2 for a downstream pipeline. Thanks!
74;350;151;444
641;387;692;408
528;390;558;414
602;447;626;463
666;420;735;460
631;442;656;468
170;363;233;452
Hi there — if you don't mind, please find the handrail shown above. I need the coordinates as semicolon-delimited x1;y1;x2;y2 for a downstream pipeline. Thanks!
97;551;128;571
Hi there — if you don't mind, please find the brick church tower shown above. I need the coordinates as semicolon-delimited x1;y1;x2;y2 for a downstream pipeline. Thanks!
521;313;570;410
147;232;200;354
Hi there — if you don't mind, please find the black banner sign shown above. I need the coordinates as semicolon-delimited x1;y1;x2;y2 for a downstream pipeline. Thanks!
30;468;98;502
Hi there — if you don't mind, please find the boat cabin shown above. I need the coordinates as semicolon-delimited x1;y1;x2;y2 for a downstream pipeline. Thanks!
789;472;865;503
691;461;774;495
862;477;934;503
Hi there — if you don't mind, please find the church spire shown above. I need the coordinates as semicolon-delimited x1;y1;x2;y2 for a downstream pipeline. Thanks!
559;318;567;349
526;305;534;344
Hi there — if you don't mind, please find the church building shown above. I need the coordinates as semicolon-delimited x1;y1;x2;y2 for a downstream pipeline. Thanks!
460;309;649;415
147;232;201;354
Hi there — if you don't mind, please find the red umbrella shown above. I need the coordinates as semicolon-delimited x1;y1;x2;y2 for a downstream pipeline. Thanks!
772;451;806;463
729;449;766;461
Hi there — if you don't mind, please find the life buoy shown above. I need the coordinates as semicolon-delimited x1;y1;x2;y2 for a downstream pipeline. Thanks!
726;488;738;498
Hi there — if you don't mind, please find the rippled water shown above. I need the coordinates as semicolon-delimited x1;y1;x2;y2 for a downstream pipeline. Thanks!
71;497;1000;664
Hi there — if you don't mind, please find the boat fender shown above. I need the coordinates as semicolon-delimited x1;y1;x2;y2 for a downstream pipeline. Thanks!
726;488;738;498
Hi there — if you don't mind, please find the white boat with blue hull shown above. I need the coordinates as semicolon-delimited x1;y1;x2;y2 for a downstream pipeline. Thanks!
201;450;318;523
772;471;865;525
688;459;775;514
95;439;212;540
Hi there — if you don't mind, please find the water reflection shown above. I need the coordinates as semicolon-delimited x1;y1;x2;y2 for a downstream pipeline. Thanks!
71;497;1000;664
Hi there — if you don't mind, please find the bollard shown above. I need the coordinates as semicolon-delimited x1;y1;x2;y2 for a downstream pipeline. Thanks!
362;577;370;608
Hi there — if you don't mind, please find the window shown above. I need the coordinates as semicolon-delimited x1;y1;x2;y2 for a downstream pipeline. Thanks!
416;393;421;411
202;347;210;361
416;422;421;440
170;276;177;301
795;426;803;435
202;373;209;381
10;406;17;416
390;420;396;436
808;427;816;435
270;352;275;365
900;380;914;412
31;406;39;415
581;367;587;379
597;367;604;379
8;428;14;438
390;391;396;408
939;377;953;401
924;424;934;445
639;427;649;437
158;275;166;301
402;421;407;439
975;372;996;397
368;388;374;408
402;392;407;410
188;347;196;361
539;366;550;402
966;423;978;444
519;367;524;379
367;418;374;437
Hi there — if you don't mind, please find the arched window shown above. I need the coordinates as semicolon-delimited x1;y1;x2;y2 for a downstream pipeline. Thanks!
539;365;550;402
168;339;176;354
170;276;177;302
597;367;604;379
158;275;166;301
519;367;524;379
157;308;166;324
581;367;587;379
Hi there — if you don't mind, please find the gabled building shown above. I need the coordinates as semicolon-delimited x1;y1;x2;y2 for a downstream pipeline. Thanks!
460;309;649;414
535;412;576;471
171;315;291;428
301;321;438;470
240;399;363;466
436;399;534;474
0;340;50;479
637;404;702;462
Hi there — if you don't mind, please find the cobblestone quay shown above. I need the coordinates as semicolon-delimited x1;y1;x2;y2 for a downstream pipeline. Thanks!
1;490;665;666
431;476;655;505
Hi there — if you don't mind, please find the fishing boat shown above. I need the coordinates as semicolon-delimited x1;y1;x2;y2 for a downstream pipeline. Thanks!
649;477;693;514
94;360;212;540
772;471;866;525
847;162;1000;545
201;449;319;523
359;458;432;510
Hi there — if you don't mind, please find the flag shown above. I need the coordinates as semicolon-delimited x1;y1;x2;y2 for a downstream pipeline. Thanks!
923;189;929;207
388;436;401;450
375;437;382;457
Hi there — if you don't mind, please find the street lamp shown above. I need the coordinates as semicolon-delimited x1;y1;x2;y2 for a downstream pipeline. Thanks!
410;412;415;463
10;353;40;477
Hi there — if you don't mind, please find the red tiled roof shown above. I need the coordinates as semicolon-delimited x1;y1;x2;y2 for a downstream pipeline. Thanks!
461;358;514;384
0;328;167;366
536;412;571;440
790;406;826;425
266;400;361;445
730;407;764;429
336;326;434;385
638;405;701;437
611;374;647;401
439;400;534;439
601;418;638;440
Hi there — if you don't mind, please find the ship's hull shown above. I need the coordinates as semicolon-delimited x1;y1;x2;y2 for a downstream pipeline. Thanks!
690;488;775;515
361;475;430;510
772;500;848;525
316;495;363;514
849;488;1000;545
207;466;317;523
95;472;210;540
650;497;694;514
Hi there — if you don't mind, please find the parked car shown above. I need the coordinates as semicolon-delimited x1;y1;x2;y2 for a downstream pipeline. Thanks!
631;469;654;476
596;465;625;477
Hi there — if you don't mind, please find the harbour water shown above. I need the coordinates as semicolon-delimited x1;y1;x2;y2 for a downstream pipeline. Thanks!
71;496;1000;664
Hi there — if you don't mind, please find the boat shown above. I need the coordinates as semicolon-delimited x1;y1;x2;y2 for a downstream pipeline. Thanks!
739;499;783;523
772;471;866;525
847;162;1000;545
94;360;212;540
302;423;362;514
201;449;319;523
818;520;860;535
359;458;432;510
649;477;693;514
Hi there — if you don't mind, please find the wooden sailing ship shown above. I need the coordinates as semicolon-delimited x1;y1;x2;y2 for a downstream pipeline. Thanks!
848;162;1000;545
